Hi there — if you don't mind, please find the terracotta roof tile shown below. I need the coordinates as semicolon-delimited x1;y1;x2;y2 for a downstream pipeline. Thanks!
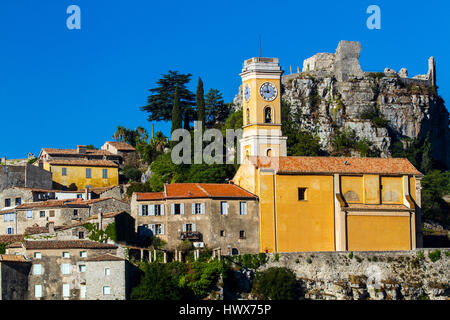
23;240;117;250
48;160;119;167
136;183;257;201
41;148;115;156
0;255;29;263
0;234;24;244
85;254;125;262
16;199;88;209
248;156;421;175
105;141;136;151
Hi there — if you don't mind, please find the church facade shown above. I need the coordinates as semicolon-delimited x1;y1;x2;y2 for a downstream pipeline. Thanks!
233;57;423;253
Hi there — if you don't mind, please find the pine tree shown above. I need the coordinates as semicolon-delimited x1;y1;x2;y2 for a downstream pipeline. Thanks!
171;86;182;133
196;77;206;129
141;70;195;123
205;88;230;127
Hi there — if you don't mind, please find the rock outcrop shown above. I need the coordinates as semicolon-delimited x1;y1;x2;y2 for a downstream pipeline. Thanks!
234;41;450;169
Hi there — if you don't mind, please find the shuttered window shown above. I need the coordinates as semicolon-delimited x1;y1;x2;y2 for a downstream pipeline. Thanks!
35;285;42;298
63;284;70;297
86;168;92;178
240;202;247;215
221;202;228;215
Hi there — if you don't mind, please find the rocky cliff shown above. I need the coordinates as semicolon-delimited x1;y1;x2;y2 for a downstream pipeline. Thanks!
234;41;450;170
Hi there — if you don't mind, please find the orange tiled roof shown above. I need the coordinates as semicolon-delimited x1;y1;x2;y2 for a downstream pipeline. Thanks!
23;240;117;250
41;148;115;156
0;234;24;244
16;199;89;209
136;183;257;201
0;255;29;263
105;141;136;151
248;156;421;175
48;160;119;167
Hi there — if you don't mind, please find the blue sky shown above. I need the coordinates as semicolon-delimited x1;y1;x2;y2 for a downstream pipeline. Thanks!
1;0;449;158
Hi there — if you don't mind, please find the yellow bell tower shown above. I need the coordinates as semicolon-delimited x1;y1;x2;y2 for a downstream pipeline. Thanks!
240;57;287;160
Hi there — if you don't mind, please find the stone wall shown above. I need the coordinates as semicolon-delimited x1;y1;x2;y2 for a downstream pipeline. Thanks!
0;164;52;191
249;249;449;300
0;261;31;300
85;260;126;300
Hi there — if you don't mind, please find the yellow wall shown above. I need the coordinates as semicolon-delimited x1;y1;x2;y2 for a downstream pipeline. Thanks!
50;165;118;190
257;174;335;253
347;215;411;251
363;175;380;204
381;177;403;204
341;176;363;203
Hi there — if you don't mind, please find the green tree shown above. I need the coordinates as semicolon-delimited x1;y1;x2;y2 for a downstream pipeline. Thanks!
130;262;187;300
196;77;206;129
205;89;230;127
252;267;299;300
123;166;142;182
148;152;186;191
421;170;450;225
141;70;195;129
171;86;183;133
287;130;322;156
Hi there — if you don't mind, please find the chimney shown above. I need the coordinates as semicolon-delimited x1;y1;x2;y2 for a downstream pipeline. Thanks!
48;222;55;234
98;208;103;230
84;188;89;200
77;145;87;154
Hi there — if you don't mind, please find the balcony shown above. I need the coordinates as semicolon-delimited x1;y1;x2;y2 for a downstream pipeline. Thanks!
180;231;202;241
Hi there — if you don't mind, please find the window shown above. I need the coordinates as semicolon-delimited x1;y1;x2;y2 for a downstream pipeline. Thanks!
9;213;14;221
80;251;87;258
220;202;228;215
102;169;108;179
173;203;181;215
49;210;55;217
78;231;84;239
86;168;91;179
298;188;307;201
63;284;70;297
193;203;204;215
33;264;43;275
240;202;247;215
140;205;148;216
26;210;33;219
73;209;78;217
79;265;86;272
6;227;13;235
246;108;250;124
62;167;67;176
264;106;272;123
154;204;161;216
183;224;196;232
62;252;70;258
34;252;42;259
154;224;164;235
4;198;11;207
220;230;225;237
103;286;111;295
35;285;42;298
105;268;110;276
80;285;86;299
15;197;21;205
240;230;246;239
61;263;71;275
266;149;273;157
39;211;45;218
77;194;82;199
3;214;6;222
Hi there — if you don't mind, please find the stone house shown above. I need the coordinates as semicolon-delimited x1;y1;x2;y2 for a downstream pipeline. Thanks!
131;183;259;255
101;141;135;157
0;163;52;191
6;240;128;300
0;254;31;300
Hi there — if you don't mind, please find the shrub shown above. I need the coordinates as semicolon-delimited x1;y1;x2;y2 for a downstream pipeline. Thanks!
417;251;425;260
252;267;298;300
428;250;441;262
349;252;354;259
123;166;142;182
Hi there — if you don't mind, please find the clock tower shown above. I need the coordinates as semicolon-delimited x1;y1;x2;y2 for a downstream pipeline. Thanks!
240;57;287;160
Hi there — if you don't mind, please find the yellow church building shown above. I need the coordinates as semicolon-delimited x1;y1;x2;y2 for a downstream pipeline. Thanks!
232;57;423;253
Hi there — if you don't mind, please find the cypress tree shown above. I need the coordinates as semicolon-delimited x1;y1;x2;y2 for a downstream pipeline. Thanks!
196;77;205;129
171;86;182;133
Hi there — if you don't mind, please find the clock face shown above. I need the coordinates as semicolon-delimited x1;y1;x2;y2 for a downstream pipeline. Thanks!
259;82;277;101
244;84;250;102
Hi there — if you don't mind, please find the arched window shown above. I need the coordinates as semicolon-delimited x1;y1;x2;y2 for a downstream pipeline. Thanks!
266;149;273;157
264;107;272;123
246;108;250;124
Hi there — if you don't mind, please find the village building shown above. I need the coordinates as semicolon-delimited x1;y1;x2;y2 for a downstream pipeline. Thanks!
232;56;423;253
0;163;52;191
5;240;133;300
131;183;259;255
0;254;31;300
101;141;136;158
